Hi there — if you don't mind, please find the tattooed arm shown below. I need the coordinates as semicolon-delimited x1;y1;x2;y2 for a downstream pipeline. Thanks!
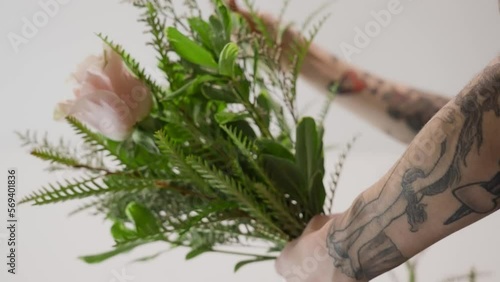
228;1;450;143
297;42;450;143
276;58;500;282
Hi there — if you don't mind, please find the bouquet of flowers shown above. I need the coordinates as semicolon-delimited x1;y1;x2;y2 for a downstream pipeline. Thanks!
19;0;347;270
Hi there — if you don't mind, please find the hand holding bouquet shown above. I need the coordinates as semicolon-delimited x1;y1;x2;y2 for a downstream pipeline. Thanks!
20;0;347;273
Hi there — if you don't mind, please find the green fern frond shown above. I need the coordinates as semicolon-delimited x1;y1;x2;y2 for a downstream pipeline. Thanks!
221;124;291;199
220;124;256;154
140;3;174;85
16;130;49;148
241;0;274;45
253;183;303;237
30;148;77;166
31;148;107;172
65;116;125;165
318;82;338;128
178;200;238;234
277;0;291;26
324;135;358;214
304;13;331;46
68;197;107;216
154;130;215;195
20;173;161;206
103;174;159;193
185;156;288;240
300;2;332;33
290;13;330;100
19;176;106;205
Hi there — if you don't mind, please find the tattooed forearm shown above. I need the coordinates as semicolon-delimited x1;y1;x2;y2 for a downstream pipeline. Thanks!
355;71;450;132
327;60;500;280
299;43;451;142
229;5;451;143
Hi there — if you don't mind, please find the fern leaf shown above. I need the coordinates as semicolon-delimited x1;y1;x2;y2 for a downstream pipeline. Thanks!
65;116;126;165
31;148;80;166
154;130;215;195
253;183;303;237
220;125;295;211
324;135;358;214
30;148;108;173
20;173;159;206
186;156;287;239
68;197;107;216
19;176;105;205
141;3;174;85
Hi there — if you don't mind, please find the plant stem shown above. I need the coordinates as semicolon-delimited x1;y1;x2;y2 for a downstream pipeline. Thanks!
211;249;276;259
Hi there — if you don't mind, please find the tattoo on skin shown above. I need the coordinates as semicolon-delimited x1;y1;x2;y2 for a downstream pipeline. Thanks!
327;62;500;280
333;71;450;133
385;89;449;132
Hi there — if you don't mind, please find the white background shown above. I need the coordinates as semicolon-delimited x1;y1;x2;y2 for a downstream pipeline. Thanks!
0;0;499;281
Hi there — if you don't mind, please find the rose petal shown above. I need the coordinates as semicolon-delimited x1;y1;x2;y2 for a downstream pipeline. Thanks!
73;54;104;83
101;46;153;121
81;70;114;92
66;90;135;141
53;100;74;120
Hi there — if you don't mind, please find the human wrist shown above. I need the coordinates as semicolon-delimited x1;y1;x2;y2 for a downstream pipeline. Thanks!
319;215;369;282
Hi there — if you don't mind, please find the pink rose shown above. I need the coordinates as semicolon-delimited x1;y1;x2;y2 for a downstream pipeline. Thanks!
55;46;152;141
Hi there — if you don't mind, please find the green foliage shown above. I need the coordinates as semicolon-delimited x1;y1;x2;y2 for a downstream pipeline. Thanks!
234;256;275;272
324;135;358;214
218;42;239;77
167;27;218;69
20;0;339;270
19;176;105;205
295;118;325;215
80;236;161;264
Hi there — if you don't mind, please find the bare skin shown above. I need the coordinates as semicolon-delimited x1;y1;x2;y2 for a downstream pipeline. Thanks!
228;2;499;281
276;58;500;281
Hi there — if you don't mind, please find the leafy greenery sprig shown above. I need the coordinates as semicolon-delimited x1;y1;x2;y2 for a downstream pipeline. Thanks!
19;0;338;271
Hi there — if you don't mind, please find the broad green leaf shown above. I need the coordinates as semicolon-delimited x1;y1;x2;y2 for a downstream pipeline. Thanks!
186;245;212;260
234;257;275;272
188;17;213;50
309;170;326;215
110;221;137;244
257;93;272;127
166;75;217;100
166;27;217;68
80;239;157;264
261;154;306;203
215;111;250;125
209;15;227;54
226;120;257;140
232;78;251;102
132;250;170;263
125;202;161;237
215;2;232;40
218;43;239;77
201;84;238;103
132;130;160;155
257;139;294;162
295;118;326;212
